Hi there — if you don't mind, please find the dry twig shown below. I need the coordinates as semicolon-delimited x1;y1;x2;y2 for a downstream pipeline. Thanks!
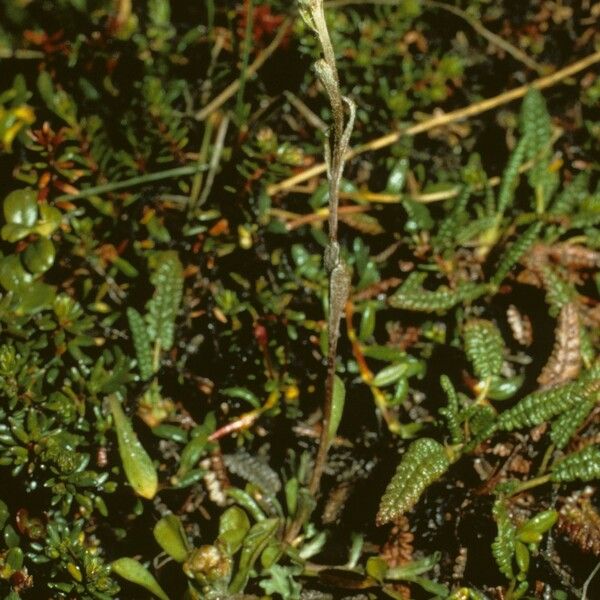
195;18;293;121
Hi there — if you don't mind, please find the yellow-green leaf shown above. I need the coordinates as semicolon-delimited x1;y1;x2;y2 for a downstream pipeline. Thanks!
23;238;55;274
3;188;37;227
328;375;345;442
109;395;158;499
112;558;169;600
153;515;189;562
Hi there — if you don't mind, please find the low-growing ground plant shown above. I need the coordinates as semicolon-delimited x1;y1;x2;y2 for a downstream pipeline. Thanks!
0;0;599;598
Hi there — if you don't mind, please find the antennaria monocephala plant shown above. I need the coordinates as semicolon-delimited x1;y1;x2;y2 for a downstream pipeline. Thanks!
288;0;356;539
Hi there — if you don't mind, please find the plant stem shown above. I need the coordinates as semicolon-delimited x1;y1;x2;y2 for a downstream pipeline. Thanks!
511;474;551;495
0;48;44;59
286;0;354;543
306;0;353;498
194;113;230;212
54;164;208;202
235;0;255;122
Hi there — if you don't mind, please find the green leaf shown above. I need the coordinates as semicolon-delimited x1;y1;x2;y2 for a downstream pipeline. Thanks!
227;487;267;523
36;71;77;125
487;375;524;401
497;136;527;216
147;251;184;352
6;547;23;571
492;499;516;579
439;375;463;444
389;272;488;313
15;281;56;315
285;477;299;518
498;369;600;431
359;301;377;341
229;518;280;593
366;556;388;581
377;438;450;525
0;255;32;291
372;363;406;387
551;445;600;483
0;500;9;530
175;420;213;481
108;395;158;499
1;223;33;243
464;319;505;380
112;557;169;600
127;307;154;381
385;552;442;580
153;514;189;562
218;506;251;555
517;510;557;541
514;540;529;574
385;158;408;193
34;204;62;237
550;172;589;215
259;564;302;599
549;397;596;449
3;188;37;227
491;222;542;287
432;185;471;251
23;238;56;274
328;375;345;442
403;199;434;232
520;89;557;211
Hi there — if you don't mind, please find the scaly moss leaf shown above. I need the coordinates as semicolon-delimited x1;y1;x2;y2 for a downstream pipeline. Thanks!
551;445;600;483
127;307;154;381
377;438;450;525
147;251;183;352
491;500;516;579
463;318;505;380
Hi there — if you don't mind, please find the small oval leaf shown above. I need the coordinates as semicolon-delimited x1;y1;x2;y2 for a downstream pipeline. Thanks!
218;506;251;555
112;557;169;600
3;188;38;227
371;363;406;388
23;238;56;274
153;515;189;562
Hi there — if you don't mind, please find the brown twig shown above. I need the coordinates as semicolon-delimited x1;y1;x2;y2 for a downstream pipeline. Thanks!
267;50;600;196
195;113;230;209
284;90;328;131
271;204;370;230
208;391;279;442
